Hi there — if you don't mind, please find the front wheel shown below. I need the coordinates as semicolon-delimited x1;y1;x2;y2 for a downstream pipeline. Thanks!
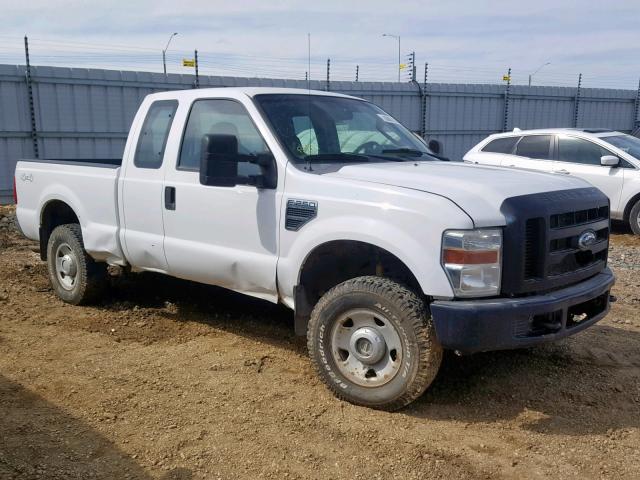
307;276;442;411
629;200;640;235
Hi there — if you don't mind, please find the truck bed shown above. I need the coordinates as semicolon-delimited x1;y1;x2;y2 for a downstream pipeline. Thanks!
14;158;126;265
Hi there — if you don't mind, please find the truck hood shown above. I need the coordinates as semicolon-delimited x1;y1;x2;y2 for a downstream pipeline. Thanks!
326;161;590;226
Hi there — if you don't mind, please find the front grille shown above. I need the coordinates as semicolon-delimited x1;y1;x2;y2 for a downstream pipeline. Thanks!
550;206;609;229
501;188;610;296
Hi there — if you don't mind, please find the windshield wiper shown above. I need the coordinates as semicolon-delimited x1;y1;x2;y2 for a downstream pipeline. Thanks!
303;153;371;163
381;148;427;157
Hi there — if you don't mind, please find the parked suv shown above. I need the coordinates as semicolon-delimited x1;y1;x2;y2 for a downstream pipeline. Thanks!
464;128;640;234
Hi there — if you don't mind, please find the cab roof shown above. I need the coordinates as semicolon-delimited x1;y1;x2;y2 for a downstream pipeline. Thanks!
145;87;362;102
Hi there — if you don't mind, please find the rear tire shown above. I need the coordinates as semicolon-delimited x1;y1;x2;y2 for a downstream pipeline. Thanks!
629;200;640;235
307;276;442;411
46;224;107;305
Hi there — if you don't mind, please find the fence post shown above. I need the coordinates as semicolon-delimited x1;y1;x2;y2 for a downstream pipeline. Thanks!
194;50;200;88
409;52;416;82
421;62;429;138
502;67;511;132
634;78;640;130
326;58;330;91
24;35;39;159
573;73;582;128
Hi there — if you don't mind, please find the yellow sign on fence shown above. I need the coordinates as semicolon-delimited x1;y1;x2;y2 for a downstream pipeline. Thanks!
183;59;195;67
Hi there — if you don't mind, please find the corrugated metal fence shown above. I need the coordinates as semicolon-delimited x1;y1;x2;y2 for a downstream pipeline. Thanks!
2;63;639;202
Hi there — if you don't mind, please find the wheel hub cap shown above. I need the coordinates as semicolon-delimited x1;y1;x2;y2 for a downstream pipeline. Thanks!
60;254;76;276
330;309;403;387
54;243;78;290
350;327;385;364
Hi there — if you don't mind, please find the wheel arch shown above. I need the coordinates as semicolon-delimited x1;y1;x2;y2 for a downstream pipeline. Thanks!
39;199;81;260
623;191;640;222
293;239;423;336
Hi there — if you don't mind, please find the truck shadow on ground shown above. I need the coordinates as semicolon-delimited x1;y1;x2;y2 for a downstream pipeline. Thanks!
0;373;192;480
105;272;639;437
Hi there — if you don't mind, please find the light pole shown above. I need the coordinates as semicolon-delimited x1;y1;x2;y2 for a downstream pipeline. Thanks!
382;33;401;82
528;61;551;86
162;32;179;75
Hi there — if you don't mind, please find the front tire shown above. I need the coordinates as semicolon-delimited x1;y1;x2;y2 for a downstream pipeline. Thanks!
47;224;107;305
629;200;640;235
307;276;442;411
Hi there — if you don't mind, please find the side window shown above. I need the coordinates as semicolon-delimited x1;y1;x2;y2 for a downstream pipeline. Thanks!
134;100;178;169
515;135;552;160
558;136;610;166
178;99;270;176
481;136;519;154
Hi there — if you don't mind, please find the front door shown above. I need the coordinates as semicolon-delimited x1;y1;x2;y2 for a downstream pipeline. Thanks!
120;100;178;272
554;134;624;211
161;98;280;302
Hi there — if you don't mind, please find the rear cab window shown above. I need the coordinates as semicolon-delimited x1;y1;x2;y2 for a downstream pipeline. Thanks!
481;136;519;154
134;100;178;169
515;135;552;160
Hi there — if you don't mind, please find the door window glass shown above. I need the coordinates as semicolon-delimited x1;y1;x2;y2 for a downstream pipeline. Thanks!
481;136;519;154
558;136;613;166
515;135;552;159
133;100;178;169
179;99;270;176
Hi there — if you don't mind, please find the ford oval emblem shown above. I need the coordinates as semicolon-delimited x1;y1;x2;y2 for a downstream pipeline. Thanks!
578;230;597;251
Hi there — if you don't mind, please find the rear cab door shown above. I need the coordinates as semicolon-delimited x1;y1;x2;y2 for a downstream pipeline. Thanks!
119;98;179;272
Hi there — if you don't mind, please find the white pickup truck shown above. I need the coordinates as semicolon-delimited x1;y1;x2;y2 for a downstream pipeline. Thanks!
14;87;615;410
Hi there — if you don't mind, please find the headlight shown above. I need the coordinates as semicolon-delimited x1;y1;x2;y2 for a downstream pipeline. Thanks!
442;229;502;298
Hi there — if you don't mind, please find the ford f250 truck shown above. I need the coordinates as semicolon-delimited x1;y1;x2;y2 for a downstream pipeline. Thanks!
14;88;615;410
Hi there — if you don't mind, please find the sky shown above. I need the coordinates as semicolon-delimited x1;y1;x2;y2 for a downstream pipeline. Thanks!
0;0;639;88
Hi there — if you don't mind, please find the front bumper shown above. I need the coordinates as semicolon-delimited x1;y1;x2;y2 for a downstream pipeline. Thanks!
430;268;615;354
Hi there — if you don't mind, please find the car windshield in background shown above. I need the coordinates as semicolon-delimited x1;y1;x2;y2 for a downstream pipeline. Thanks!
601;134;640;161
254;94;436;164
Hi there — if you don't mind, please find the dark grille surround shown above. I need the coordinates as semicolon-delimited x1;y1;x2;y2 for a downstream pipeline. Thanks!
500;188;610;296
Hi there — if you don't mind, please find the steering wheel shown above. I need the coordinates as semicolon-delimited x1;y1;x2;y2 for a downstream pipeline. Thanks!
354;141;383;155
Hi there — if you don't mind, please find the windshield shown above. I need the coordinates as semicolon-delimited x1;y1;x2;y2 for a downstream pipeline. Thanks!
601;134;640;161
254;94;436;163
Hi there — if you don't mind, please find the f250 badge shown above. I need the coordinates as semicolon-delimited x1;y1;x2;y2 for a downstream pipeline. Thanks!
20;173;33;183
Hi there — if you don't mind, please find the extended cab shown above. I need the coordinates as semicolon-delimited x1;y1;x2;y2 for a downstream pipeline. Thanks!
15;88;615;410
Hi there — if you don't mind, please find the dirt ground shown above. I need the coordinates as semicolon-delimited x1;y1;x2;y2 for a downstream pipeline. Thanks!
0;205;639;480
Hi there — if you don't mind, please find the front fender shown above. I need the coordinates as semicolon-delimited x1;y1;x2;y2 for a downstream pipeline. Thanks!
277;192;473;306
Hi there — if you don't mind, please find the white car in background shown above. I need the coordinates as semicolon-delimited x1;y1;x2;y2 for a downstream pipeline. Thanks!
464;128;640;234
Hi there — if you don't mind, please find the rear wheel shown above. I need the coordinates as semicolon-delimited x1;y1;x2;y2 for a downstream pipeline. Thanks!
307;276;442;411
47;224;107;304
630;200;640;235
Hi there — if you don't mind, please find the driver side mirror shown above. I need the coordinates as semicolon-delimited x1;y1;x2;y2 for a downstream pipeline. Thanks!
200;134;276;188
428;139;442;155
600;155;620;167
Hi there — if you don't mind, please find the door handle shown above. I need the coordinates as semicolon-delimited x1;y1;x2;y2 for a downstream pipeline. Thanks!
164;186;176;210
553;169;570;175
